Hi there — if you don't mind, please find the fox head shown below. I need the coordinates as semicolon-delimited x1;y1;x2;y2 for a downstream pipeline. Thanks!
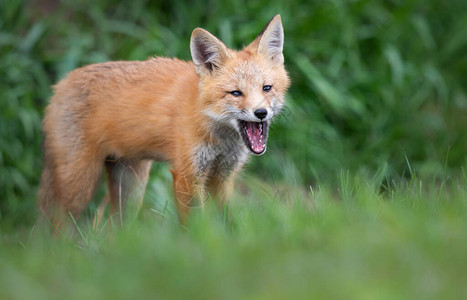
190;15;290;155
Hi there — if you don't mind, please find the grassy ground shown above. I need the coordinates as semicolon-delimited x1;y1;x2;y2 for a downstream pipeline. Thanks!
1;174;466;299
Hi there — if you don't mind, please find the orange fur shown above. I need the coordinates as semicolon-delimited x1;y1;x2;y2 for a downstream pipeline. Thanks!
39;15;290;226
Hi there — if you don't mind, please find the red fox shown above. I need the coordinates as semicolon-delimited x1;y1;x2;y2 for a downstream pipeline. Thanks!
39;15;290;226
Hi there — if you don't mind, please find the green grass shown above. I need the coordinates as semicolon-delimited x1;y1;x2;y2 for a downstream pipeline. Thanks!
1;175;466;299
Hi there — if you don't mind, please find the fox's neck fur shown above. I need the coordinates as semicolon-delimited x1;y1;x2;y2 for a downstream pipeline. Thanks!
194;120;249;180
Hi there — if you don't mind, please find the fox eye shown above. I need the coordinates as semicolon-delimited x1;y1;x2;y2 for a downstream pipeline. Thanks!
263;85;272;92
229;90;243;97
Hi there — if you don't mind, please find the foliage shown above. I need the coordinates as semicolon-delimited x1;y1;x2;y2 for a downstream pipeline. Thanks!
1;0;466;220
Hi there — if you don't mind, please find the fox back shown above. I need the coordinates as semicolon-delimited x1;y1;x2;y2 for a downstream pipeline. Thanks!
39;15;290;226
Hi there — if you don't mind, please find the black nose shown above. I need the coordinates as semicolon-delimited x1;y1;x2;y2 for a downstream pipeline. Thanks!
254;108;268;120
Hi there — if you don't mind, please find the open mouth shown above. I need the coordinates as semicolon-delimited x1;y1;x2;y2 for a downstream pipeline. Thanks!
238;120;269;155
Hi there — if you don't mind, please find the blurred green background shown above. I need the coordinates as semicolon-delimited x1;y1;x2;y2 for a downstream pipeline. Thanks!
1;0;466;224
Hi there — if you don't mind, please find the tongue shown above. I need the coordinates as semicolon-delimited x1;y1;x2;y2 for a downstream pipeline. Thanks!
246;122;265;153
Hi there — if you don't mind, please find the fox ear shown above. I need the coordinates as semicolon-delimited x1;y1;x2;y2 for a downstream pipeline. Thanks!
249;15;284;63
191;28;230;75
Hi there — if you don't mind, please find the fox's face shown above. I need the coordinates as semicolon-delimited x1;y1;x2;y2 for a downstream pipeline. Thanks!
191;15;290;155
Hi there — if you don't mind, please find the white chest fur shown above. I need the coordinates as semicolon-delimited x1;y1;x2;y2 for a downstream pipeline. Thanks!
193;125;249;179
